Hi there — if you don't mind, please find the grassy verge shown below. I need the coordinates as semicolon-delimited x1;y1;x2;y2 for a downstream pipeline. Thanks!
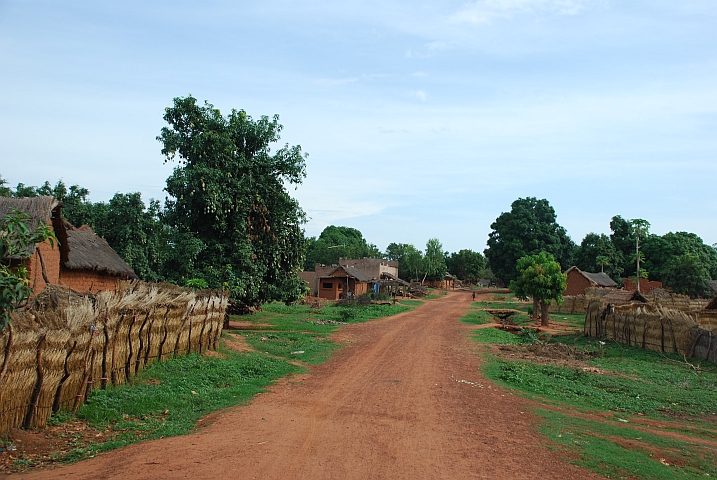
466;295;717;479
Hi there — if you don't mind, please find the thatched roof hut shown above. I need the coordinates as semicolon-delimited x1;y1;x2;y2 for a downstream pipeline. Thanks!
0;196;65;258
63;224;136;278
600;289;648;306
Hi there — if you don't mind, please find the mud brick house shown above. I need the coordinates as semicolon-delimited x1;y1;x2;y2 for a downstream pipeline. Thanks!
563;266;617;296
622;277;663;294
300;257;400;297
317;265;371;300
1;196;136;294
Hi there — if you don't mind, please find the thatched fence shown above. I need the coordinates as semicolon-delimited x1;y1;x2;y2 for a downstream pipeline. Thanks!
0;281;227;435
584;301;717;363
550;288;710;315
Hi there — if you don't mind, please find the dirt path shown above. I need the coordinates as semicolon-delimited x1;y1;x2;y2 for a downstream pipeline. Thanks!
13;292;602;479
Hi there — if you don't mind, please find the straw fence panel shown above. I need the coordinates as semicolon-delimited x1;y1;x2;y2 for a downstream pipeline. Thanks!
585;301;716;363
0;281;227;435
549;295;587;314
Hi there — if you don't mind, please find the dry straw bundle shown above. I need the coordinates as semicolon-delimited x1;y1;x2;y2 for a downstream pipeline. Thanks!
0;281;227;435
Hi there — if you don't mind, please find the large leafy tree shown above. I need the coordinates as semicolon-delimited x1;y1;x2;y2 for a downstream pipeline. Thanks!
661;253;712;298
573;233;624;281
304;226;381;270
485;197;575;284
158;95;308;306
385;242;422;282
423;238;447;283
446;249;486;283
510;251;567;326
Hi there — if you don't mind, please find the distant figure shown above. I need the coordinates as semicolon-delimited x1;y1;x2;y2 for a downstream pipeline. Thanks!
472;291;476;301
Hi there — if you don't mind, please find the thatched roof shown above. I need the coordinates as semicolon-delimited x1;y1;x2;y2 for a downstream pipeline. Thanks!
565;266;617;288
709;280;717;294
0;196;64;258
63;226;136;278
381;272;410;286
322;265;373;282
601;290;648;305
706;296;717;310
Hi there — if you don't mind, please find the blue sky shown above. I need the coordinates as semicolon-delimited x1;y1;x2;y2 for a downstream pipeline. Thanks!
1;0;716;254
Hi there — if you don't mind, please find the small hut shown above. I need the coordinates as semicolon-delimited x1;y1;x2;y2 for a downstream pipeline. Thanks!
318;265;372;300
563;266;617;296
0;196;136;294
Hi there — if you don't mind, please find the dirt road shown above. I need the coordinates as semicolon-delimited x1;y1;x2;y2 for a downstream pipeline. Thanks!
15;292;601;479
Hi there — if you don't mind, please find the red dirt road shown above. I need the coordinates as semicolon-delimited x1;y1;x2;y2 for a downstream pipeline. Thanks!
14;292;601;479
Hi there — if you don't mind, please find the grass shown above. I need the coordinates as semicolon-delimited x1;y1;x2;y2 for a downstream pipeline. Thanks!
241;331;338;364
464;294;717;479
538;409;717;479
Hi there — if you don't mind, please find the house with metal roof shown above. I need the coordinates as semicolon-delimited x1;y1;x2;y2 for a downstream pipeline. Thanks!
318;265;372;300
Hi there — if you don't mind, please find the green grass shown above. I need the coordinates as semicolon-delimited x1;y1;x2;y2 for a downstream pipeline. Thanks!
460;308;495;325
465;299;717;480
42;351;301;463
240;331;338;364
538;409;717;479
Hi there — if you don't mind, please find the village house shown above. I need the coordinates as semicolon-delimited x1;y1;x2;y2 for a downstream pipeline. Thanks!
1;196;136;294
317;265;372;300
299;257;400;297
563;266;617;296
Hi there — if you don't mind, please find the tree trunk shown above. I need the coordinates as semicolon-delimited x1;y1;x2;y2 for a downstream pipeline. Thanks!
532;298;540;320
540;301;550;327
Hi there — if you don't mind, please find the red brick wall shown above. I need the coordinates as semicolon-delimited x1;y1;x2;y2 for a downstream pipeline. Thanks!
564;270;592;296
623;278;663;294
25;228;61;294
60;270;120;293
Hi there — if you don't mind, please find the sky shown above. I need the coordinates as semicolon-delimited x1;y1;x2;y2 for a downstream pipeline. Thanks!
1;0;716;254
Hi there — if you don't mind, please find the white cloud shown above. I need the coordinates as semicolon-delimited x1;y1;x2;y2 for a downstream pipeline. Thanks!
410;89;428;101
315;77;359;86
452;0;595;24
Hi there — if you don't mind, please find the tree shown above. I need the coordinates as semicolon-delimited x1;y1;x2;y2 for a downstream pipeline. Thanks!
485;197;575;285
158;95;308;306
423;238;447;283
385;242;422;282
304;226;381;270
1;210;56;328
642;231;717;285
510;252;567;326
662;254;712;298
573;233;624;281
446;249;486;283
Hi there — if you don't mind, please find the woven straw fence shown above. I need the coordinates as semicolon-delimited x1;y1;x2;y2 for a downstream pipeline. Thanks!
584;301;717;363
0;281;227;435
549;295;588;314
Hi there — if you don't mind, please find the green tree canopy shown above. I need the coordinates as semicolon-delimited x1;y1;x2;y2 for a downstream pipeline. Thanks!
423;238;447;282
385;242;422;282
485;197;575;284
446;249;486;283
661;253;712;298
304;226;380;270
573;233;624;281
158;95;308;306
510;251;567;326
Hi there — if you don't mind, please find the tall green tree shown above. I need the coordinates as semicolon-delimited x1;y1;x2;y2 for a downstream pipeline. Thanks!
485;197;575;284
573;233;624;281
510;252;567;326
423;238;447;283
662;253;712;298
304;226;380;270
446;249;486;283
158;95;308;306
385;242;422;282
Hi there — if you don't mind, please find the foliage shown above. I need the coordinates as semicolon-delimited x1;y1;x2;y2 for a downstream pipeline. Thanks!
158;95;307;306
446;249;486;282
385;242;423;282
661;253;712;298
643;231;717;286
485;197;575;284
304;225;381;270
573;232;623;281
510;252;566;325
0;210;56;328
423;237;447;282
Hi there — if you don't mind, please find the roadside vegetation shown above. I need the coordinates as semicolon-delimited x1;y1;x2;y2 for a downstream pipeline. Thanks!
465;293;717;479
0;297;416;472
